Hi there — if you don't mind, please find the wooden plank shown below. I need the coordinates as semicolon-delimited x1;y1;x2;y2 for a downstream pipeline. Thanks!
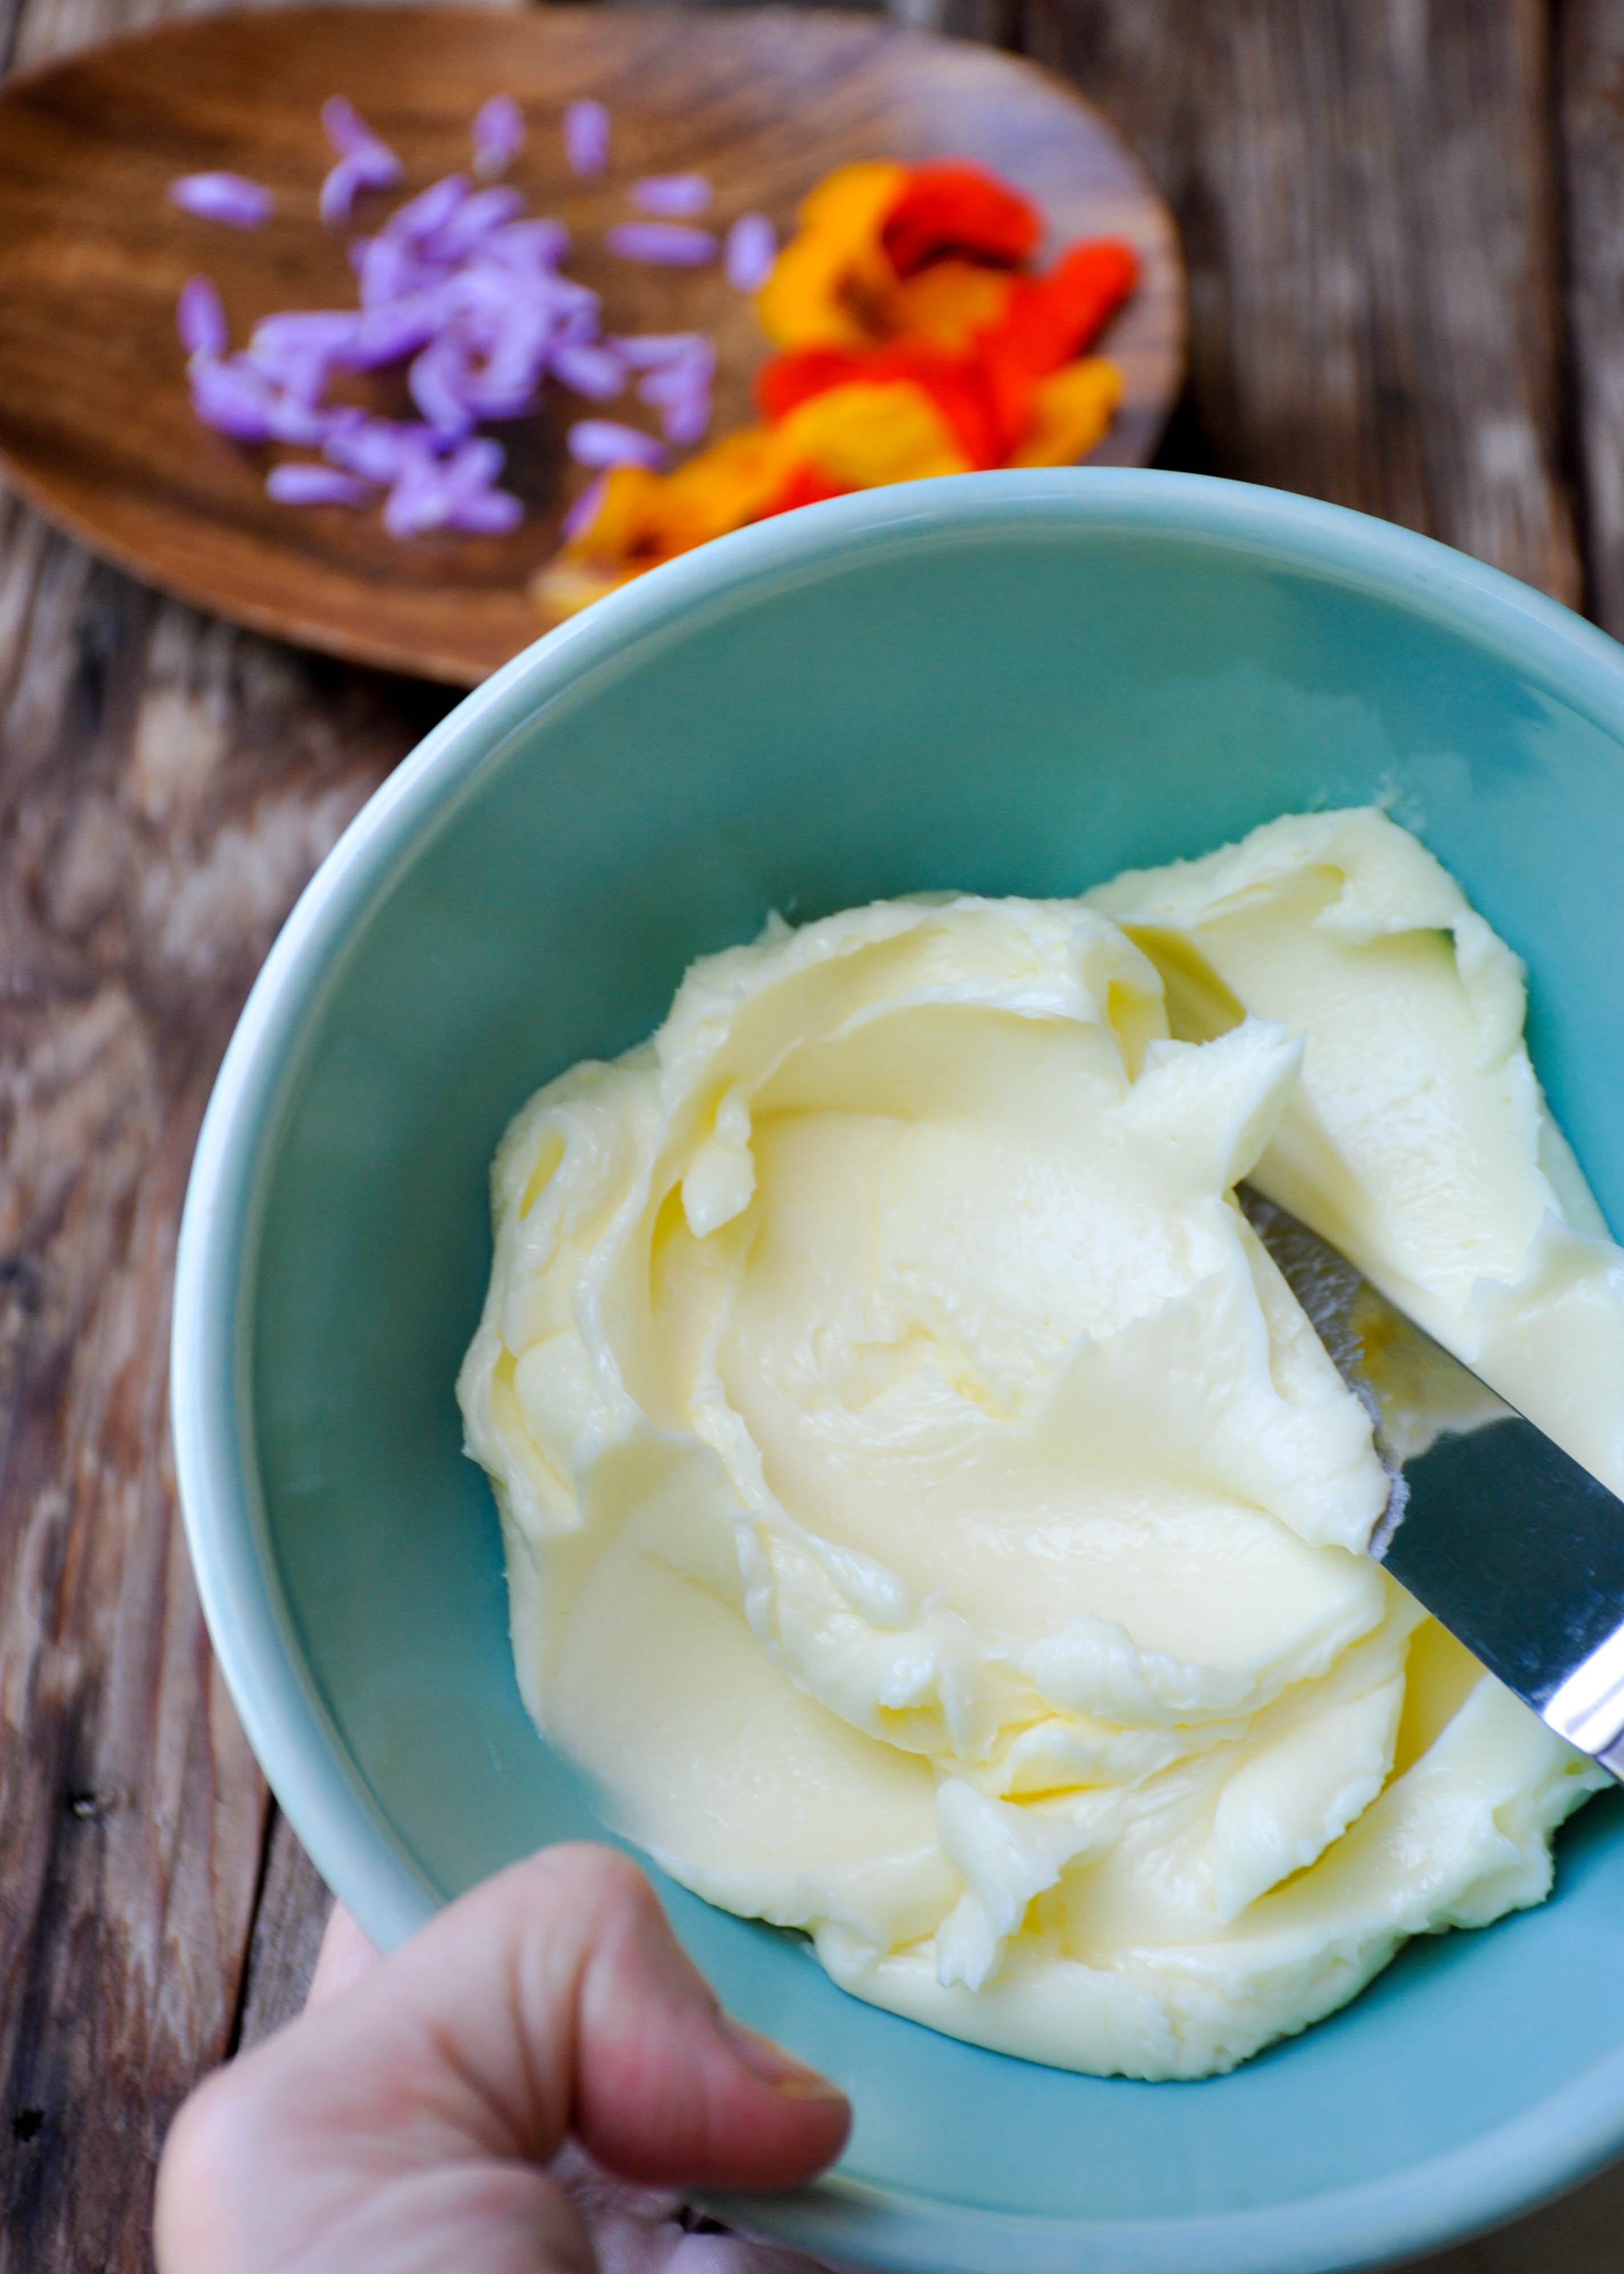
0;515;261;2272
0;0;495;2255
0;480;421;2265
0;3;1600;2270
1023;0;1583;604
6;0;521;74
1559;0;1624;641
235;1812;333;2052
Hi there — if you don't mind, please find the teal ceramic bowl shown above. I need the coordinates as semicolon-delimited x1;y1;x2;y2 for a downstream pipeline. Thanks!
174;469;1624;2274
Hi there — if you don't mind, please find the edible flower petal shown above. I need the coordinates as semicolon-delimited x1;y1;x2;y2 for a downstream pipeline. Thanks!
725;212;778;292
266;463;372;505
631;173;712;217
563;99;610;177
472;95;525;178
754;160;907;347
606;222;718;267
169;172;272;228
177;275;229;358
567;420;668;469
878;160;1041;277
1008;356;1123;467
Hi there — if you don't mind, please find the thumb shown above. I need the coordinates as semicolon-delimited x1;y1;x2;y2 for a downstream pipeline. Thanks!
389;1841;850;2187
554;1849;851;2186
164;1845;847;2236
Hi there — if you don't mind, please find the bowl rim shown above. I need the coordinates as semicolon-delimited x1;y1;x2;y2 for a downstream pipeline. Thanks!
172;465;1624;2274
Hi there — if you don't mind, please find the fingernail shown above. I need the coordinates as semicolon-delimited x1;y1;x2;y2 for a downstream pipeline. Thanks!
718;2014;848;2102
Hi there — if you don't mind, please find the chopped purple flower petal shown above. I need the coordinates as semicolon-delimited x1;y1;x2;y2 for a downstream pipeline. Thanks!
188;354;277;441
567;419;667;470
324;417;442;483
383;173;469;245
254;352;332;408
383;455;449;537
634;369;696;407
628;332;713;443
244;313;356;403
658;384;711;447
316;99;403;224
551;286;604;346
440;435;506;498
485;217;571;271
169;173;272;228
408;334;478;435
605;221;717;267
251;310;364;356
549;340;626;401
563;99;610;177
318;156;367;228
446;487;524;533
322;98;380;157
419;184;526;265
636;339;715;405
561;473;607;541
320;143;404;226
266;462;372;505
318;403;368;440
611;331;706;370
355;231;428;307
343;292;445;369
177;275;228;358
177;90;659;548
725;211;777;292
381;433;505;536
631;173;710;218
461;384;538;423
458;305;555;418
263;392;356;447
472;95;525;178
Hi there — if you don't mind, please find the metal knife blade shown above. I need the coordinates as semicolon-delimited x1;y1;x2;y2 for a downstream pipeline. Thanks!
1240;1186;1624;1780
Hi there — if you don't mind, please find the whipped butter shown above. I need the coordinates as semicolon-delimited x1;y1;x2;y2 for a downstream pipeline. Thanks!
458;810;1614;2080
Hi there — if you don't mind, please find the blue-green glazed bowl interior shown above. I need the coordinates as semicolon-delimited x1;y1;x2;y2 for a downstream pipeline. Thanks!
173;471;1624;2274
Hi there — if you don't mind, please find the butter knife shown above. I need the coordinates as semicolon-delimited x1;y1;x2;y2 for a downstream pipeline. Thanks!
1241;1187;1624;1781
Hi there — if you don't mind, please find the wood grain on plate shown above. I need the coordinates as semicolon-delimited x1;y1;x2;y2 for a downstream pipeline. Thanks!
0;3;1184;685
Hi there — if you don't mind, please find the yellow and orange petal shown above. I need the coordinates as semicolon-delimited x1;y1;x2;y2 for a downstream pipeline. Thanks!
1009;356;1123;468
753;160;908;349
779;379;972;488
879;258;1016;351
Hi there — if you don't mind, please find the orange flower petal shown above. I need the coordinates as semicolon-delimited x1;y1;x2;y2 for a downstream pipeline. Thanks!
780;379;971;485
1009;356;1123;467
882;260;1014;350
754;161;908;348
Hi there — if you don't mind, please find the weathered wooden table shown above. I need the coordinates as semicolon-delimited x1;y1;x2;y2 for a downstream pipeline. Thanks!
5;1;1624;2266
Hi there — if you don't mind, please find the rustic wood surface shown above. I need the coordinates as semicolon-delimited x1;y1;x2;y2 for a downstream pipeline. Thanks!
3;0;1624;2268
0;3;1183;684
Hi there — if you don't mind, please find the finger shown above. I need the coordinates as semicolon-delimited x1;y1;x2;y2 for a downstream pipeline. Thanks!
225;1845;847;2190
562;1850;850;2187
305;1903;382;2010
371;1844;848;2188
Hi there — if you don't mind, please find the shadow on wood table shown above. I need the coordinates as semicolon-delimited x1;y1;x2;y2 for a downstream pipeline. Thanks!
5;0;1624;2268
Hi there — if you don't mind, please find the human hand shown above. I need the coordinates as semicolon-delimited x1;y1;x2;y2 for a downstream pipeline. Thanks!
155;1844;850;2274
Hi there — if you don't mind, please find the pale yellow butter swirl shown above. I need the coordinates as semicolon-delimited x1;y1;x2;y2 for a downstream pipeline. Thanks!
459;813;1612;2080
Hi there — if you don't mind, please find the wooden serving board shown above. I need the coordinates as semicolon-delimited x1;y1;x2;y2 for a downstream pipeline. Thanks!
0;4;1184;686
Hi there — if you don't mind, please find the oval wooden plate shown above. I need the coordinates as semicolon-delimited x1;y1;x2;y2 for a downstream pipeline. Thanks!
0;5;1184;686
